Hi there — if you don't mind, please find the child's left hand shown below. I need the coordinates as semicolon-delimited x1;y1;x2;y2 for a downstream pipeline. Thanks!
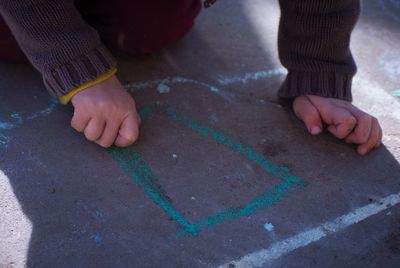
293;95;382;156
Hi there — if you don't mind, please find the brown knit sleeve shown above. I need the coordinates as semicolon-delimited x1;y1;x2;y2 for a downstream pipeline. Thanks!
277;0;360;102
0;0;116;97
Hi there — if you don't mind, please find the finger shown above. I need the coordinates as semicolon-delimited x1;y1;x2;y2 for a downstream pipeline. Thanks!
357;118;381;156
345;114;373;144
115;114;140;147
71;110;90;132
293;96;323;135
326;109;357;139
95;121;120;148
84;119;106;141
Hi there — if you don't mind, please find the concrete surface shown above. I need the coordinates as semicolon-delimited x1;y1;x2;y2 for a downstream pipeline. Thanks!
1;0;400;267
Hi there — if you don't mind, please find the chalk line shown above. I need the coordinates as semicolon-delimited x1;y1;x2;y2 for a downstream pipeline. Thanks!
0;134;10;147
218;192;400;268
109;105;304;236
124;76;235;101
217;68;286;86
391;90;400;97
0;98;58;131
0;98;58;147
123;67;287;102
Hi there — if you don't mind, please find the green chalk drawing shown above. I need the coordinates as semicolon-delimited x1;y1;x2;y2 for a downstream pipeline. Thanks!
108;147;197;234
391;90;400;97
108;105;305;236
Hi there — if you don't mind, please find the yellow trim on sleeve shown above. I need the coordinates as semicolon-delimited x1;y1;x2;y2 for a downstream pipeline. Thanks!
59;68;117;104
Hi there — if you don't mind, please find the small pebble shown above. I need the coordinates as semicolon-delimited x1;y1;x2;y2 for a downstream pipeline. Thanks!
157;84;171;94
94;234;103;243
264;222;275;232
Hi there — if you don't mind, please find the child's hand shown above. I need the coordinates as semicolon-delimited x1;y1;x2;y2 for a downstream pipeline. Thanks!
70;75;140;148
293;95;382;156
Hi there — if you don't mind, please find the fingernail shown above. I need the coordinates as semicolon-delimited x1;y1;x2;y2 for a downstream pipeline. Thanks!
310;126;322;135
359;148;367;155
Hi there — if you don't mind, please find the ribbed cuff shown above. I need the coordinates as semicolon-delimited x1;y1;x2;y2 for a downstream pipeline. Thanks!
59;68;117;104
43;45;117;97
278;71;354;104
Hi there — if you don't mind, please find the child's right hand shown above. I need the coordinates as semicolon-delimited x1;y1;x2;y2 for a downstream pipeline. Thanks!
70;75;140;148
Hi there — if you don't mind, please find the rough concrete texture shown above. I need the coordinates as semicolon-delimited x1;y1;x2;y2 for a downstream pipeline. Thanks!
1;0;400;267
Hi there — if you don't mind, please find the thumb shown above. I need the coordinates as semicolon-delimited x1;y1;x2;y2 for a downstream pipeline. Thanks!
115;114;140;147
293;96;323;135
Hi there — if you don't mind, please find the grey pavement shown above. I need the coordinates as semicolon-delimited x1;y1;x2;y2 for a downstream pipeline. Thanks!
1;0;400;267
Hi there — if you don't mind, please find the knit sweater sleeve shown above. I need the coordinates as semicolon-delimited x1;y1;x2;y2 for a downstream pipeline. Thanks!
0;0;116;97
277;0;360;102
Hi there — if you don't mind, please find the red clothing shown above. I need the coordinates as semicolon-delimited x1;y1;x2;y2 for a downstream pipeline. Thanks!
76;0;201;56
0;15;25;62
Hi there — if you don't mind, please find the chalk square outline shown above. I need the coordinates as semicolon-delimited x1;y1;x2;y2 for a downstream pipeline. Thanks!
108;105;305;236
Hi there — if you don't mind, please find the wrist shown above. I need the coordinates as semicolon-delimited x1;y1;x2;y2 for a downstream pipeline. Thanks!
59;68;117;104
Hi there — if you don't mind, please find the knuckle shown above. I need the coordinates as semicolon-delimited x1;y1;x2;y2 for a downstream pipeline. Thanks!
345;116;357;126
302;114;315;124
356;129;372;144
335;127;350;139
359;114;371;123
85;131;97;141
371;117;379;124
360;136;369;144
